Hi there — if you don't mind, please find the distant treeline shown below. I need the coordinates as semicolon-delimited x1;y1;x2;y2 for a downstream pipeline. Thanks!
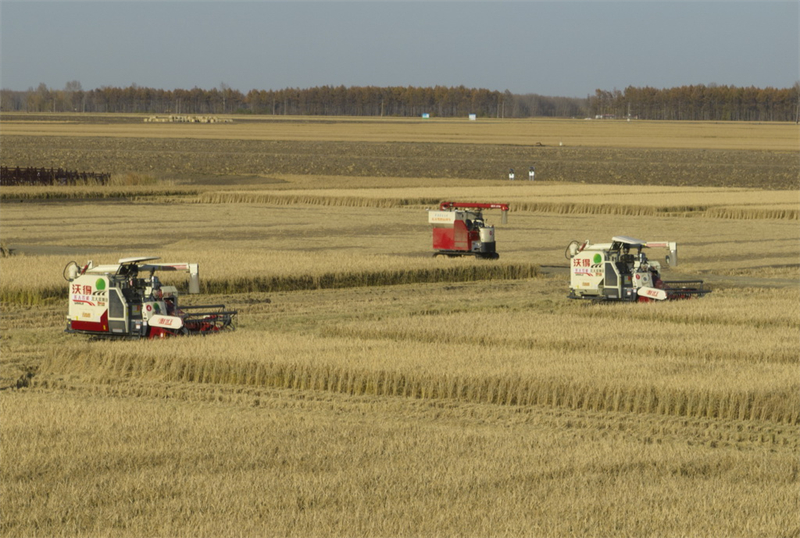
590;84;800;122
2;82;798;121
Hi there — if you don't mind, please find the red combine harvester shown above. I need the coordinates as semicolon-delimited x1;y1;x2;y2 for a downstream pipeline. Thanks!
64;256;237;338
428;202;509;259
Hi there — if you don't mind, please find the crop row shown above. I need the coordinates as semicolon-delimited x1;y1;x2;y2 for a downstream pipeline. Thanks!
33;378;798;450
0;186;197;201
0;262;539;305
198;193;798;220
3;185;796;220
38;347;798;425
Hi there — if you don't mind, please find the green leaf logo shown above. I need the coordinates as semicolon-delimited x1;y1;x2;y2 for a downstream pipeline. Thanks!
95;278;106;290
593;254;602;264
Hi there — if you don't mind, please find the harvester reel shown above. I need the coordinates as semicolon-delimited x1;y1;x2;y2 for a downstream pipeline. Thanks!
63;261;80;281
565;240;580;259
565;240;589;259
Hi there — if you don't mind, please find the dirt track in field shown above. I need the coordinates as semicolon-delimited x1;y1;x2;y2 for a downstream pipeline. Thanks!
2;135;797;189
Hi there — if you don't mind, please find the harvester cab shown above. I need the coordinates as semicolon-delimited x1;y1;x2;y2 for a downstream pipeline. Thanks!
64;256;237;338
565;236;708;302
428;202;509;259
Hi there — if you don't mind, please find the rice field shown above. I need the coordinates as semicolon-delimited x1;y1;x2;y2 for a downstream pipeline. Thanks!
1;116;799;537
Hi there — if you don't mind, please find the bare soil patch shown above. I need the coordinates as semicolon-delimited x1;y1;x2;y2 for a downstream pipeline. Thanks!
2;135;797;189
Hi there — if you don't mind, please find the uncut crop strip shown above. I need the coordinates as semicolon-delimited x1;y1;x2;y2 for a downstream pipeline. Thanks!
194;192;799;221
201;263;538;294
37;339;799;426
197;191;443;209
511;201;799;220
3;187;795;220
0;262;539;305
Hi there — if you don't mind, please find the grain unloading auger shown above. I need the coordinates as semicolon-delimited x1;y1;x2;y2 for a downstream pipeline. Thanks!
565;236;709;302
64;256;237;338
428;202;509;259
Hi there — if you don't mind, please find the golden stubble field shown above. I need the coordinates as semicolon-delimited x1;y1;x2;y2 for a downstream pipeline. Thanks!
1;115;799;538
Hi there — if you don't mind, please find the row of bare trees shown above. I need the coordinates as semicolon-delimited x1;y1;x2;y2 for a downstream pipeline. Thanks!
0;83;538;118
2;82;797;121
589;84;800;122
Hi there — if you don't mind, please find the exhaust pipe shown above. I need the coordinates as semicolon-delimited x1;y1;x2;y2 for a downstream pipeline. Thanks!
666;243;678;267
188;264;200;294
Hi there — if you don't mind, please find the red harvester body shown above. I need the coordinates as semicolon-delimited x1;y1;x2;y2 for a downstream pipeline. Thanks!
429;202;509;259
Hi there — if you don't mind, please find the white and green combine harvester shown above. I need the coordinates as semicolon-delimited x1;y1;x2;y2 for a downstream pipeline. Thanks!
64;256;236;338
565;236;709;302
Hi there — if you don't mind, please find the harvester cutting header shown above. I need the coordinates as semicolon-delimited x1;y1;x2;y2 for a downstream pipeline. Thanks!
428;202;509;259
64;257;236;338
566;236;708;302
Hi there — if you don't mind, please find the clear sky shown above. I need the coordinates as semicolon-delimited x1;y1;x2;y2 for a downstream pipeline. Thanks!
1;1;797;97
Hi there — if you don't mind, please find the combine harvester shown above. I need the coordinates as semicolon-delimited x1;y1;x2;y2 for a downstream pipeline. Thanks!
428;202;509;259
565;236;708;302
64;256;237;338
